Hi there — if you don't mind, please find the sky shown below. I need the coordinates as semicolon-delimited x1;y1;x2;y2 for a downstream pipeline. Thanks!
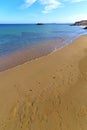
0;0;87;23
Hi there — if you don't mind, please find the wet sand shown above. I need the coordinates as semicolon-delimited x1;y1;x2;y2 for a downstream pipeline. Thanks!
0;35;87;130
0;38;67;72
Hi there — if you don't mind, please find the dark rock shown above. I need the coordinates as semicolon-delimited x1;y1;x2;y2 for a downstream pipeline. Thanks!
36;23;44;25
84;27;87;29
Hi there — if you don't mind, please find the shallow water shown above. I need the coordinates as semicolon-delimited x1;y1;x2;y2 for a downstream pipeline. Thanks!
0;24;87;57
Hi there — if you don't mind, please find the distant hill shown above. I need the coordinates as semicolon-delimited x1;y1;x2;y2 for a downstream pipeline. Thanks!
71;20;87;26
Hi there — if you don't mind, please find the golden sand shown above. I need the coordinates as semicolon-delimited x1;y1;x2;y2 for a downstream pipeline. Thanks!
0;35;87;130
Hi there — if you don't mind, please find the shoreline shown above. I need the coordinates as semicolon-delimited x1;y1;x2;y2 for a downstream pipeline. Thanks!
0;37;68;72
0;34;86;72
0;35;87;129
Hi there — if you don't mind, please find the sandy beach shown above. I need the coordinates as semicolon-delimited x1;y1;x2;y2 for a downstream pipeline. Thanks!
0;35;87;130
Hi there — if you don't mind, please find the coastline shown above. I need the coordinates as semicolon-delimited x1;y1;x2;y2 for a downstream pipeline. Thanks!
0;38;68;72
0;33;86;72
0;35;87;130
0;23;87;72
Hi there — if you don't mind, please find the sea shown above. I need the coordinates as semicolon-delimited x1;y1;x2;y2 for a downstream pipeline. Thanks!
0;23;87;71
0;24;87;57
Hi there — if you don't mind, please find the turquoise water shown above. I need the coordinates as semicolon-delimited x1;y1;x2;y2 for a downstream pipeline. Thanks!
0;24;87;56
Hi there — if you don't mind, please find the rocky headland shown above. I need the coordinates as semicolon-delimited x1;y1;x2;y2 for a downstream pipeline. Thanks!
71;20;87;26
71;20;87;29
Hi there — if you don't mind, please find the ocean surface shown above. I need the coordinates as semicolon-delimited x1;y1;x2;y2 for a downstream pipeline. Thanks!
0;24;87;57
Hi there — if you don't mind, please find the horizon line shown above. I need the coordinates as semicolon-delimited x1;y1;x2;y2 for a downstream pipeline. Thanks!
0;22;73;24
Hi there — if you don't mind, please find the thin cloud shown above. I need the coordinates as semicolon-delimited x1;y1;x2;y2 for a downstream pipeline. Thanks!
71;0;85;2
40;0;61;13
64;0;86;3
21;0;37;8
21;0;61;13
21;0;85;13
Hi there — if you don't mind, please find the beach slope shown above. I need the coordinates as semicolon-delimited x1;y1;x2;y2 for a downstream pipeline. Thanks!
0;35;87;130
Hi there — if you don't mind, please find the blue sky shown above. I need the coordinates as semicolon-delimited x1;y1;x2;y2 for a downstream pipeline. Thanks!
0;0;87;23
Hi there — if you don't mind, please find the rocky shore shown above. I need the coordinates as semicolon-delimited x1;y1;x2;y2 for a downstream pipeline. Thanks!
71;20;87;29
71;20;87;26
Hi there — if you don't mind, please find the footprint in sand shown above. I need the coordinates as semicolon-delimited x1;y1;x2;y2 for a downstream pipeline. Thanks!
77;105;87;118
79;56;87;80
